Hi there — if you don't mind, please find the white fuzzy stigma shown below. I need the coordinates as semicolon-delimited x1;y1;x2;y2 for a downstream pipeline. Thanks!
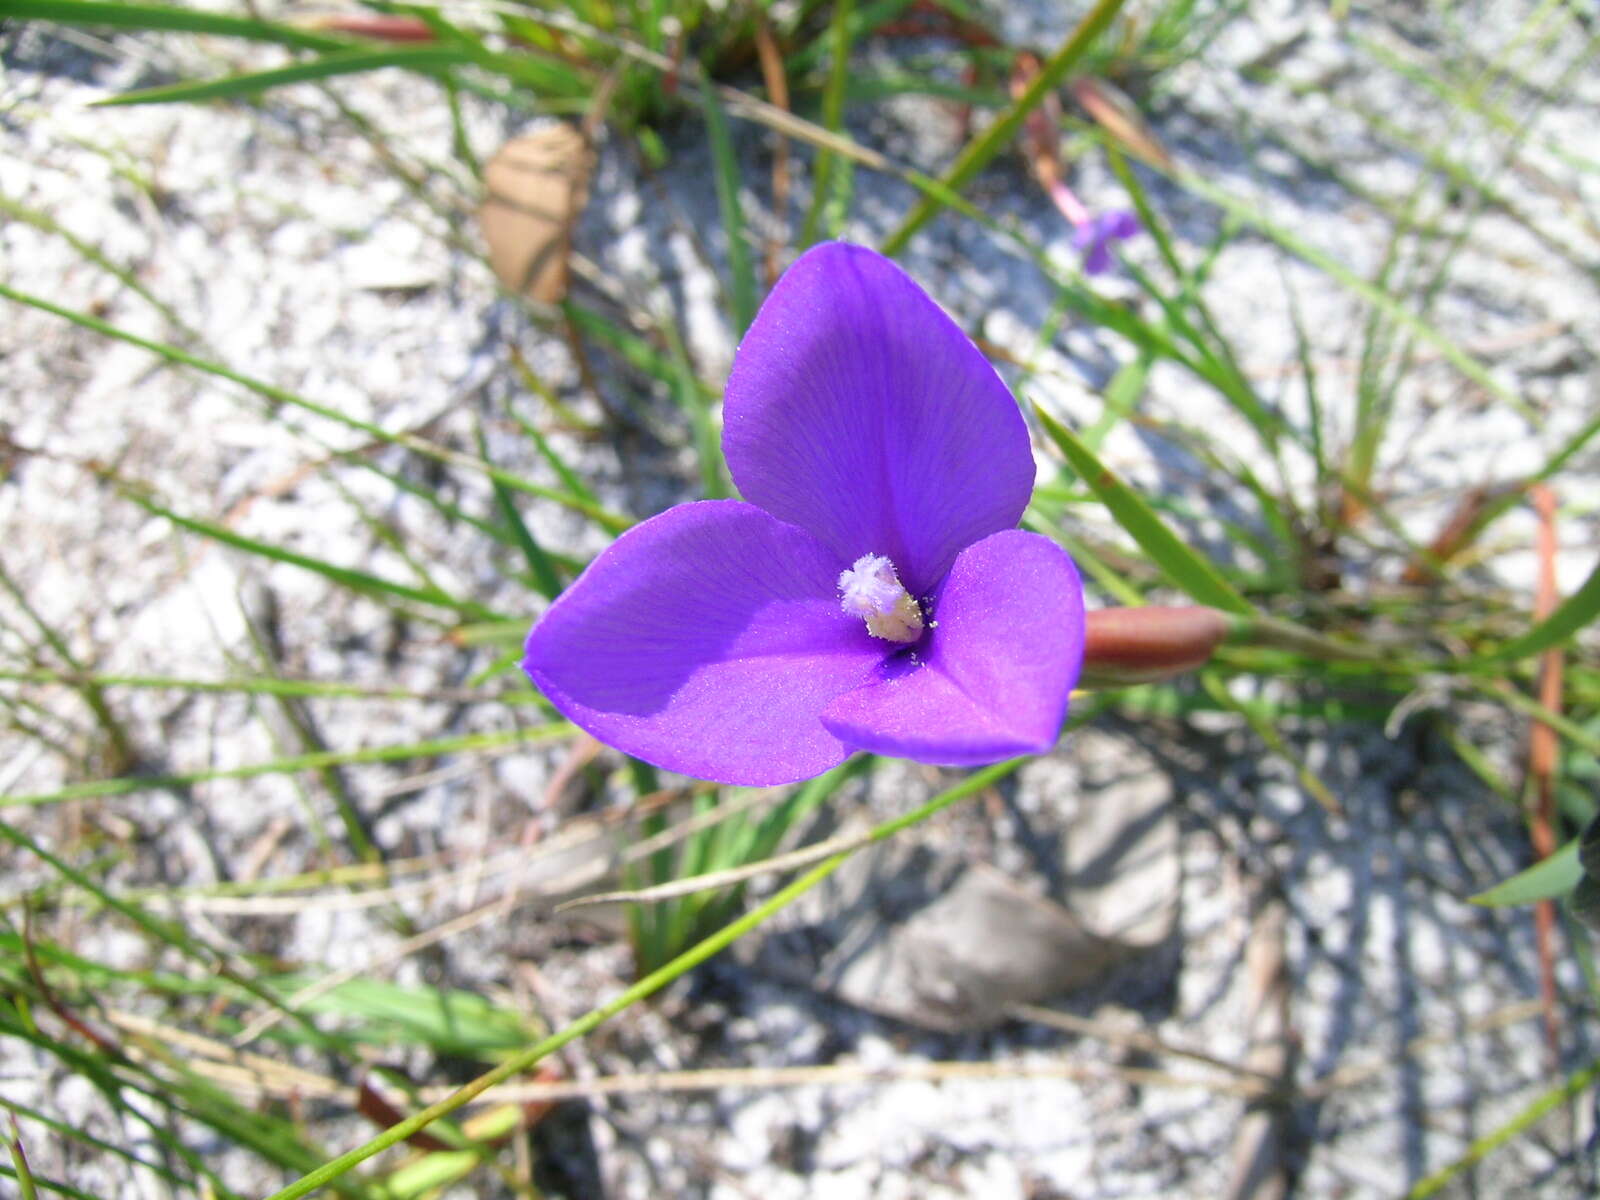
837;554;924;643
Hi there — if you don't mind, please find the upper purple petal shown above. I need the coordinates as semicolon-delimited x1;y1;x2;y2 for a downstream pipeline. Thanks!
722;243;1034;596
522;500;886;786
1105;209;1141;240
818;530;1084;764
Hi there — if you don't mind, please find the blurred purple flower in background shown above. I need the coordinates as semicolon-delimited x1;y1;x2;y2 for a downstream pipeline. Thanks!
1073;208;1141;275
523;244;1085;786
1043;177;1140;276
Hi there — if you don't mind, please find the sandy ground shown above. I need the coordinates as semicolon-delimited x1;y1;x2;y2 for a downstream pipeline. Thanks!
3;2;1599;1196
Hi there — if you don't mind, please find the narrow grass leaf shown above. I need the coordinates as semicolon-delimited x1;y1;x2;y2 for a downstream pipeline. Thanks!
799;0;856;248
7;1119;37;1200
701;80;757;334
1485;557;1600;661
0;285;630;533
119;486;493;620
1470;838;1581;907
95;47;473;108
880;0;1128;254
1034;405;1254;615
1174;170;1529;417
1;1165;80;1200
10;0;346;50
1;668;542;704
476;425;563;599
297;978;536;1054
2;1103;176;1188
1406;1055;1600;1198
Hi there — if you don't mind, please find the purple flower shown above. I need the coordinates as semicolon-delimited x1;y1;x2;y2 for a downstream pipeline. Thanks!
522;243;1086;786
1072;208;1140;275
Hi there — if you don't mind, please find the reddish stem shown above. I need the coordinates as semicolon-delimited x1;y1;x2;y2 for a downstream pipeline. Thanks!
1528;484;1564;1061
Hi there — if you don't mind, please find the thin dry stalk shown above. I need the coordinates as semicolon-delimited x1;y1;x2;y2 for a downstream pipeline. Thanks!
122;1019;1266;1107
1009;1003;1276;1087
1226;883;1293;1200
554;824;871;913
434;1057;1267;1105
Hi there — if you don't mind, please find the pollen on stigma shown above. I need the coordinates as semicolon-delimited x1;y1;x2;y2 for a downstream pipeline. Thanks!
837;554;924;643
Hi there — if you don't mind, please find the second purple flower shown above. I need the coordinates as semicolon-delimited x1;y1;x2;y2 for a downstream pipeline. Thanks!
523;243;1086;786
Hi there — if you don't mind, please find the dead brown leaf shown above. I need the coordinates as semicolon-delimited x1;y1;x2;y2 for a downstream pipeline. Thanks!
479;124;594;305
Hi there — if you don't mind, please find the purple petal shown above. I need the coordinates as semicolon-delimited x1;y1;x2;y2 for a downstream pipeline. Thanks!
1105;209;1141;239
722;242;1034;596
1080;237;1114;276
819;531;1084;764
523;501;886;786
1073;209;1140;276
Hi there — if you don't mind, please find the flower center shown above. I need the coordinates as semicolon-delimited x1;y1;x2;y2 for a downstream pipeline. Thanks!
837;554;924;643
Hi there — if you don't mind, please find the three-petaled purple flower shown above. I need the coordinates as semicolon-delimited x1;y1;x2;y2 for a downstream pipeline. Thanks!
522;243;1086;786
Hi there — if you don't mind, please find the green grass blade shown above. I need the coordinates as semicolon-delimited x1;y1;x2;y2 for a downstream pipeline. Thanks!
1173;170;1531;418
0;192;193;335
95;47;474;108
0;1166;84;1200
2;1102;177;1188
297;978;537;1054
0;821;347;1060
6;1119;38;1200
1406;1055;1600;1198
476;424;563;599
9;0;346;50
1078;354;1148;453
700;80;757;334
0;285;631;533
662;319;728;498
117;485;494;620
0;667;543;704
1486;557;1600;661
1034;405;1254;615
1469;838;1580;906
799;0;855;248
880;0;1128;255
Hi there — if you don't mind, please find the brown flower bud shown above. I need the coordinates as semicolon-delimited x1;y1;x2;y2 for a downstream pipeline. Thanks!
1079;606;1231;687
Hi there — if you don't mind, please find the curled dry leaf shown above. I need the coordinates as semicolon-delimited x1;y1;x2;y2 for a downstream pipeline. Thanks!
1070;77;1173;171
479;124;594;305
